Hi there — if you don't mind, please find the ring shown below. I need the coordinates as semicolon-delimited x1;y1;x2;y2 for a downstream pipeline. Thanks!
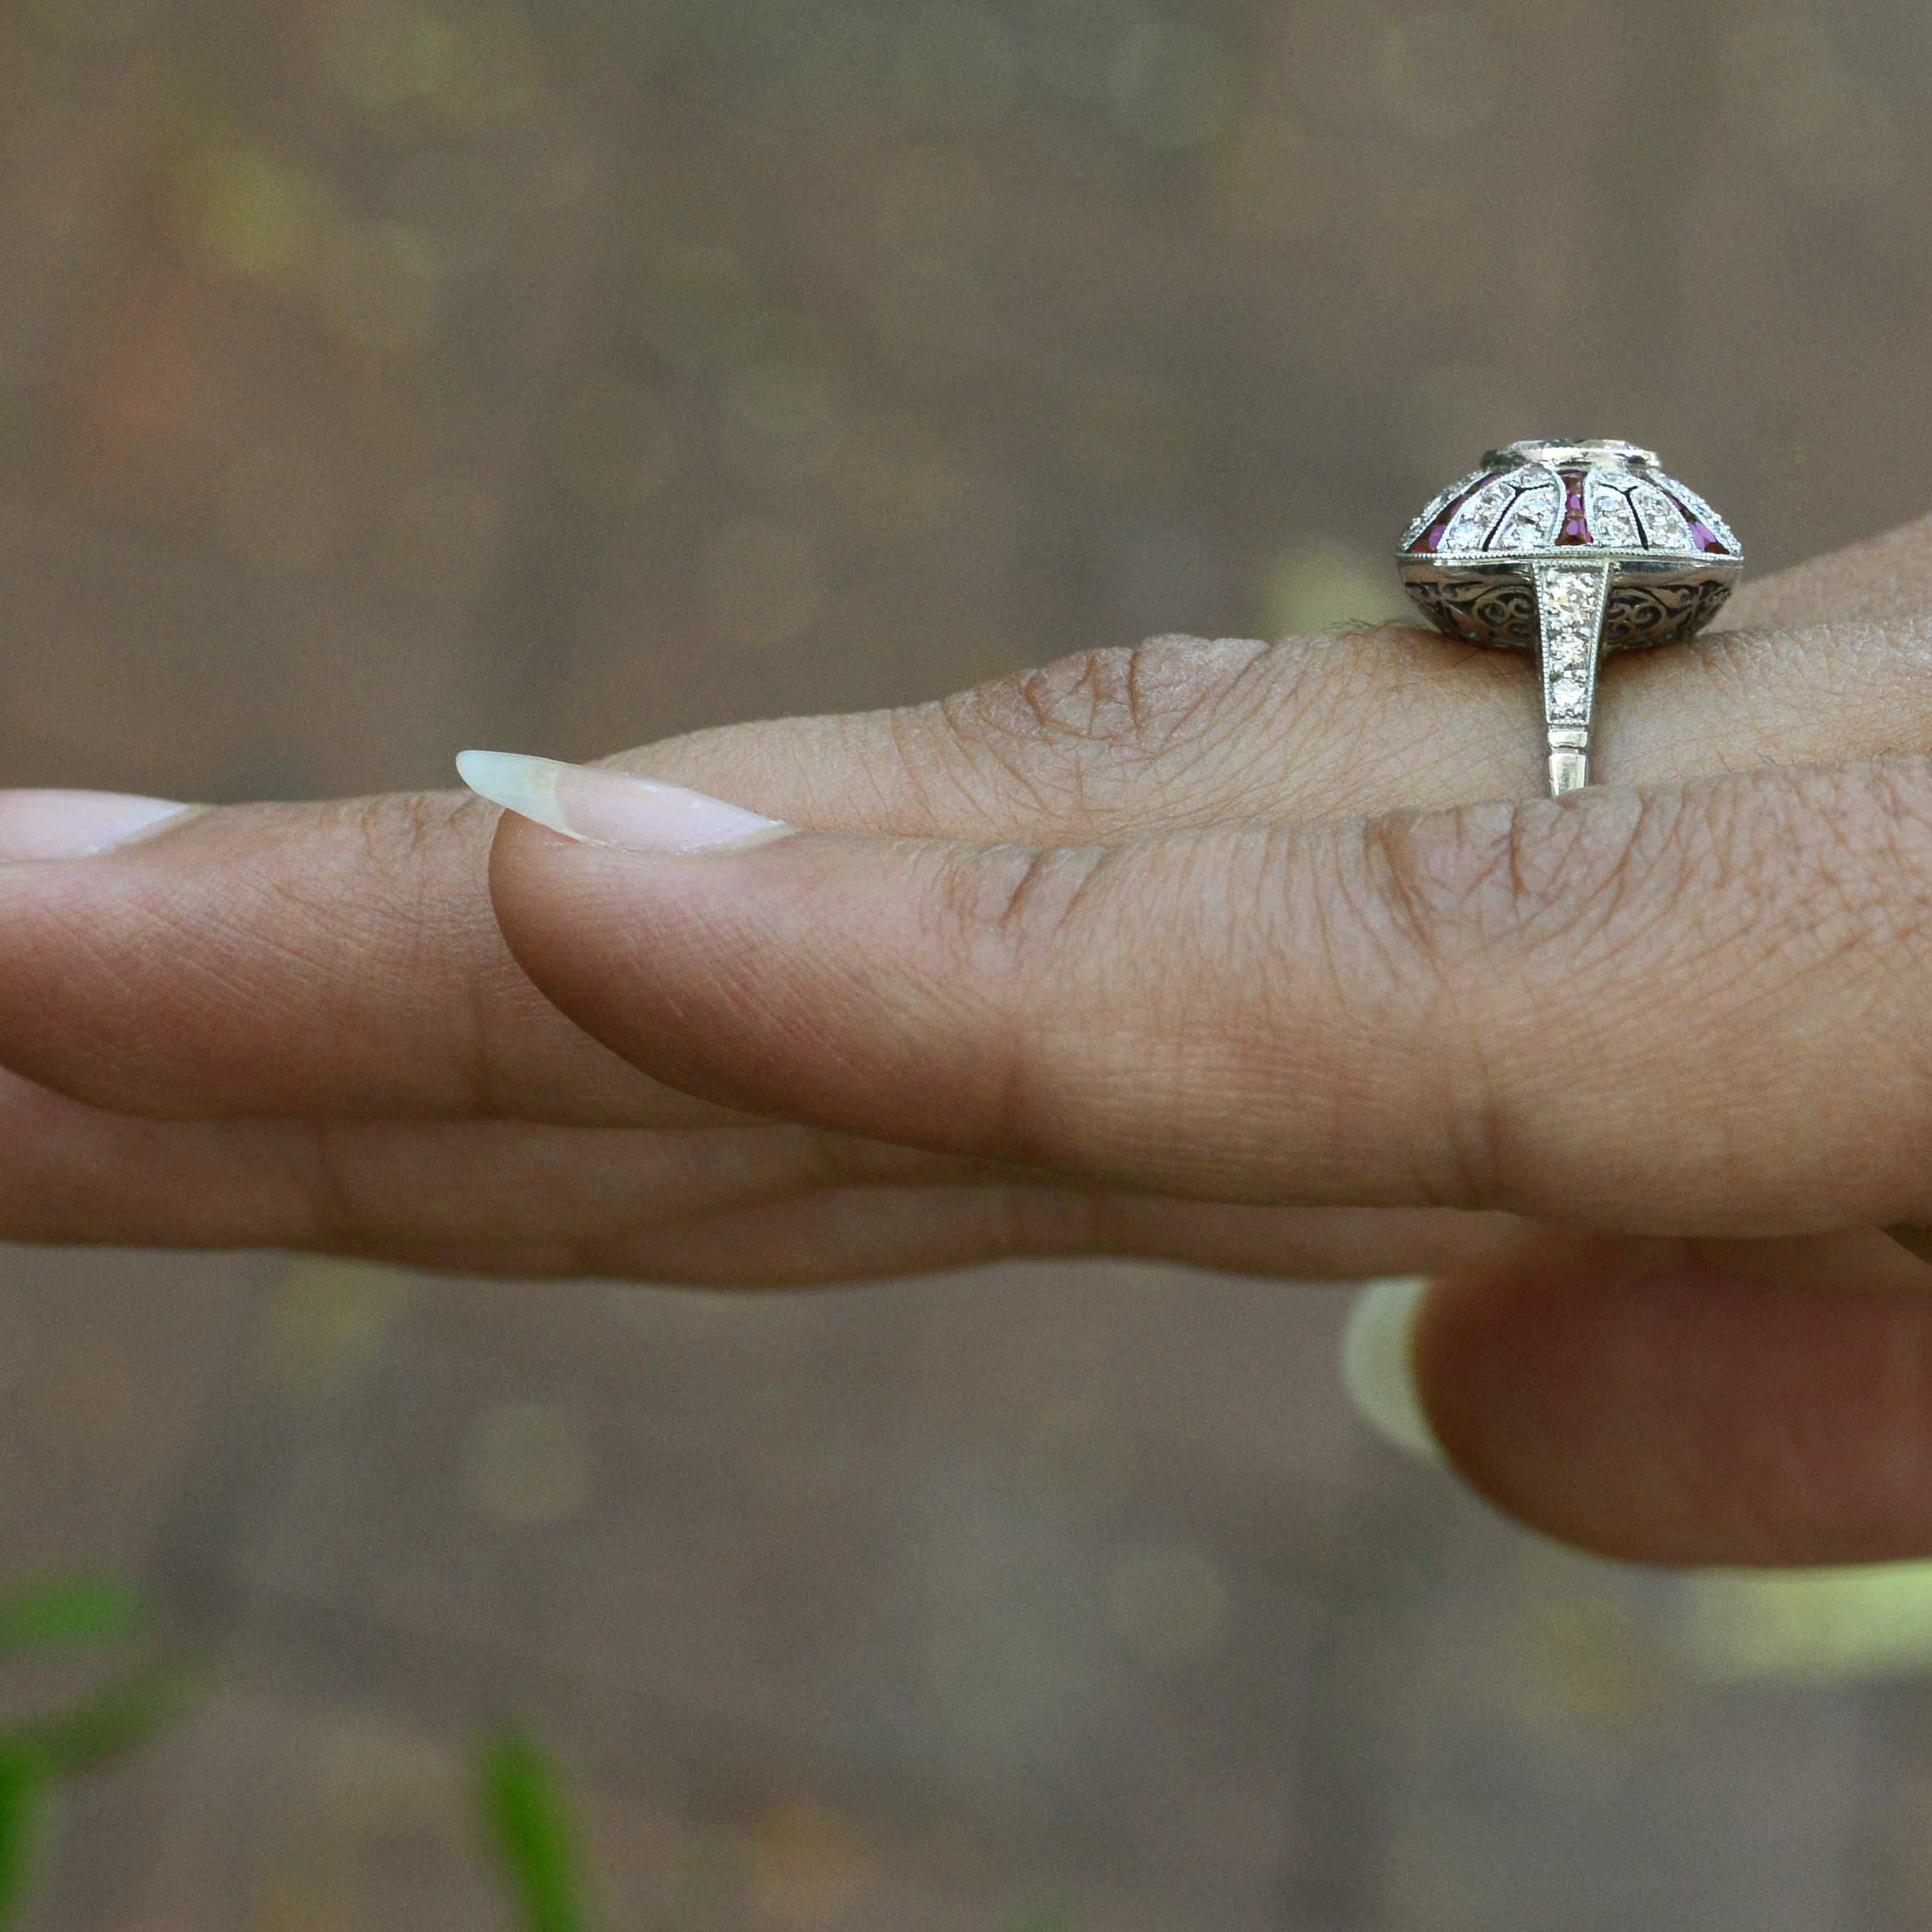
1397;438;1744;796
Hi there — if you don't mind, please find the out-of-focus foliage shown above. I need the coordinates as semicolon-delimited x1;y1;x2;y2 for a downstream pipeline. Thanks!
0;1579;142;1657
0;1579;189;1930
478;1726;592;1932
0;1758;49;1929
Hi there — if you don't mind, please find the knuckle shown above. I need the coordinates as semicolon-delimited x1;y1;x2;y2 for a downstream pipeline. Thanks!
1337;760;1932;1209
929;840;1113;964
914;840;1117;1164
295;791;506;1112
1341;794;1674;1206
326;789;485;872
1358;789;1692;973
938;636;1268;793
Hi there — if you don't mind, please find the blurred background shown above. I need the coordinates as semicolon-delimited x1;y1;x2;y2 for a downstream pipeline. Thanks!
4;0;1932;1925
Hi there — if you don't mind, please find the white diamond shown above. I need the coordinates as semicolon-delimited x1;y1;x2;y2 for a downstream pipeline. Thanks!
1551;675;1586;711
1541;569;1601;627
1584;476;1641;547
1493;486;1561;551
1439;475;1517;552
1652;470;1740;554
1490;462;1558;503
1402;467;1488;549
1630;481;1696;552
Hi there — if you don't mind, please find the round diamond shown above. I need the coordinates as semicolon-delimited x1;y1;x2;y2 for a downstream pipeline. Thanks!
1584;477;1642;548
1494;486;1561;551
1630;482;1696;553
1439;475;1518;552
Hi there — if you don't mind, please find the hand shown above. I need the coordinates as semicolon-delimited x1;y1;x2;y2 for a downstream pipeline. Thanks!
6;513;1932;1563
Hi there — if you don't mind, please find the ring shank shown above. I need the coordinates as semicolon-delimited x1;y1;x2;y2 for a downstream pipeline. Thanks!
1533;559;1613;800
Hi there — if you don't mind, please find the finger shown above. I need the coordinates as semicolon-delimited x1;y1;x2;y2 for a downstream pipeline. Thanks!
0;1062;844;1263
618;512;1932;832
0;1060;1045;1279
587;1189;1517;1287
484;752;1932;1235
1350;1227;1932;1566
0;1065;1520;1281
0;790;722;1124
1722;508;1932;630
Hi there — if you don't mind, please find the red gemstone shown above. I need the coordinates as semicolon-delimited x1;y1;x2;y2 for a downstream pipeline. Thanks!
1555;468;1592;546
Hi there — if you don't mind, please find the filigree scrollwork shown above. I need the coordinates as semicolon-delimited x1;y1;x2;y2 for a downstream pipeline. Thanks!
1404;569;1733;651
1602;577;1733;647
1403;574;1537;646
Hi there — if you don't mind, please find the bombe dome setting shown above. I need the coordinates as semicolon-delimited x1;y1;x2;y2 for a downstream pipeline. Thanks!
1401;438;1741;564
1396;437;1743;651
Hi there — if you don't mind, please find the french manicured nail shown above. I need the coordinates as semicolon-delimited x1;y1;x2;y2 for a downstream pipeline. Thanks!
0;789;197;862
1341;1276;1445;1463
457;751;790;854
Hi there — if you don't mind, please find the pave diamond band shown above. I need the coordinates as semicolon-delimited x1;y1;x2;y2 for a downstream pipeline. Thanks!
1396;438;1745;796
1535;561;1611;795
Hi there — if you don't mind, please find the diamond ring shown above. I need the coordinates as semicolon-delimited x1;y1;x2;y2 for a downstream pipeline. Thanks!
1398;439;1744;796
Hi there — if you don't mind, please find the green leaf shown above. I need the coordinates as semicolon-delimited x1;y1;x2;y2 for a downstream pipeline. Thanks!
0;1756;50;1929
0;1662;194;1781
0;1580;143;1657
477;1726;589;1932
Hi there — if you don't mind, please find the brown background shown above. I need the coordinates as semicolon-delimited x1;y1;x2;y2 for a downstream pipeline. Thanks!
4;0;1932;1925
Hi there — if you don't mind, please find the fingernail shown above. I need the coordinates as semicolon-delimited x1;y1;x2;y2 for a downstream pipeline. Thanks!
1340;1276;1445;1464
457;751;790;855
0;789;197;862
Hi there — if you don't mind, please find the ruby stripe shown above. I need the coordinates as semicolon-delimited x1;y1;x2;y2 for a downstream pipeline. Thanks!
1556;467;1592;546
1661;486;1728;554
1411;478;1487;554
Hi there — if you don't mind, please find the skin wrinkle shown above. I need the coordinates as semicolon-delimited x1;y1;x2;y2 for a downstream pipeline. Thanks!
1017;650;1138;750
1531;788;1680;968
1063;638;1288;829
1259;820;1473;1206
955;638;1266;832
1334;818;1509;1210
1122;637;1153;743
1122;635;1277;763
954;840;1114;1172
939;682;1096;821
